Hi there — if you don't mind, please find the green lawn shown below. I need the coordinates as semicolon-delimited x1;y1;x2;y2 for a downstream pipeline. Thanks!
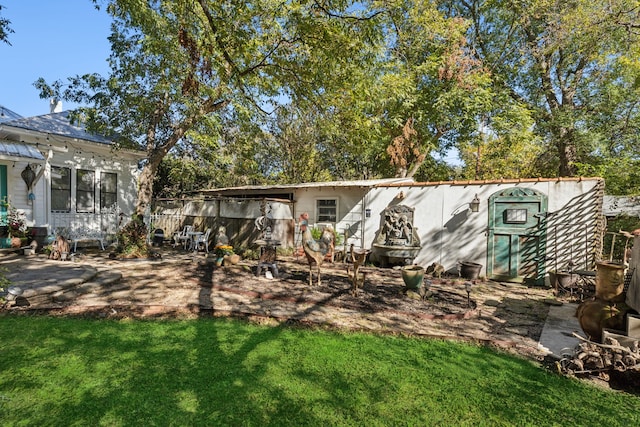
0;315;638;426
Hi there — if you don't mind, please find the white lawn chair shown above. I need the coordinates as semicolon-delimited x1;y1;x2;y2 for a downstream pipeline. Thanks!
173;225;193;249
194;228;212;253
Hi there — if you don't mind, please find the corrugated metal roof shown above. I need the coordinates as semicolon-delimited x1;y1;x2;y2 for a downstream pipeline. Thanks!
0;111;113;145
199;178;415;193
198;176;605;199
0;140;45;161
379;176;604;187
0;105;23;123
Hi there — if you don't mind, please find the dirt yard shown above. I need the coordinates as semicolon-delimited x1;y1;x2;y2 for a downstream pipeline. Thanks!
26;249;553;363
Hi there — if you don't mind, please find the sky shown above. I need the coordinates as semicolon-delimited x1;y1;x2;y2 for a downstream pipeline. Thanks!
0;1;463;165
0;1;112;118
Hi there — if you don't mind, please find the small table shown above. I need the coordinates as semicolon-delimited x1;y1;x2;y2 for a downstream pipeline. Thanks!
186;231;203;252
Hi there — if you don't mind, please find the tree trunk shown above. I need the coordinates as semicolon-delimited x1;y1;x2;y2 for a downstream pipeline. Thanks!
135;150;165;216
555;126;578;177
558;142;578;177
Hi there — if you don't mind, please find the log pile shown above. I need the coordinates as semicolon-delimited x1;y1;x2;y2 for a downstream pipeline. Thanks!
557;333;640;381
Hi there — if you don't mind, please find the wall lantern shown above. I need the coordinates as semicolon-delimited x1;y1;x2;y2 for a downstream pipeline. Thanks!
365;208;371;218
21;164;36;191
469;194;480;213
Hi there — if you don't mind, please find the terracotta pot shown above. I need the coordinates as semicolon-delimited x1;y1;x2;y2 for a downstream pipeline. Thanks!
10;237;22;248
595;262;626;302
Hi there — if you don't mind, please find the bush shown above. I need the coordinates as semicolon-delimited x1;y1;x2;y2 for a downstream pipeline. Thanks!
115;215;149;258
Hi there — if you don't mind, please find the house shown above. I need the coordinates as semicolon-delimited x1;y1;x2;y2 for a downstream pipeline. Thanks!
0;104;145;248
192;177;604;285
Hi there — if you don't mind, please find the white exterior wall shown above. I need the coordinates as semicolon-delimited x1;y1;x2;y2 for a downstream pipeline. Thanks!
362;179;602;274
1;146;140;232
293;186;369;249
285;179;603;275
2;161;36;223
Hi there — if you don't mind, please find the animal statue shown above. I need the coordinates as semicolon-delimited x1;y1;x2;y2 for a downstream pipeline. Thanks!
347;244;370;296
299;214;335;286
425;262;445;278
49;235;70;260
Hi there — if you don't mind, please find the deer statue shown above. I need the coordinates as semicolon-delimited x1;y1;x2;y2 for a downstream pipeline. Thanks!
299;213;335;286
347;244;370;296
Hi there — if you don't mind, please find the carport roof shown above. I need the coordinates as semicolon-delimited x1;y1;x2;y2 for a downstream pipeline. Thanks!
0;140;46;162
199;178;415;195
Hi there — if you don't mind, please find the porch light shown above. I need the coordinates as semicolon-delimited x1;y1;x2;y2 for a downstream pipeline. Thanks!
21;164;36;191
469;194;480;213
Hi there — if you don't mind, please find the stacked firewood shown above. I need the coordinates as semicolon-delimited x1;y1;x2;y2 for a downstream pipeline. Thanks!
557;333;640;379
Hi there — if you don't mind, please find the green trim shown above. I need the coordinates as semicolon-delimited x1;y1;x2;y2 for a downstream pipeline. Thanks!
486;187;548;285
0;165;7;225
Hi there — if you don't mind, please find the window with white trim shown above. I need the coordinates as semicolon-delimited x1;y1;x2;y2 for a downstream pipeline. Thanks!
316;199;337;223
76;169;95;213
51;166;71;212
100;172;117;209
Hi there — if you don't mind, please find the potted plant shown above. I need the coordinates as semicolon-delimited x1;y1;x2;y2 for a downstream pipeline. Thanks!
4;203;28;248
214;244;234;266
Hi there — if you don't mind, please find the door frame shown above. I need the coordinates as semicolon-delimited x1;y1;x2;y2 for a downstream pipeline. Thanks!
486;187;548;285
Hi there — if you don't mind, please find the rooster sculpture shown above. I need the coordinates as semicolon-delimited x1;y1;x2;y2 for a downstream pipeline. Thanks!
299;213;335;286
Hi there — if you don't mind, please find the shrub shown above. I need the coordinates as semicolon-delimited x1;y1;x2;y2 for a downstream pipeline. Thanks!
115;215;149;258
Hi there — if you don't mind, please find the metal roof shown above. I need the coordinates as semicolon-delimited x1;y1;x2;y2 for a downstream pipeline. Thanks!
0;140;46;162
0;111;113;145
0;105;23;123
199;178;415;194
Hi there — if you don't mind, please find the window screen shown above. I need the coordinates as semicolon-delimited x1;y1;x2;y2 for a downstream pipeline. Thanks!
100;172;117;209
76;169;95;213
316;199;337;223
51;166;71;212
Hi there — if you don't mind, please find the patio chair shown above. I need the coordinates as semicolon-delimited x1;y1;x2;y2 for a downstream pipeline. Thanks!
173;225;194;249
194;228;212;253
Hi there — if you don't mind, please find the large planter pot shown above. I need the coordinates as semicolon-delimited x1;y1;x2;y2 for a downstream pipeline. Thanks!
0;237;11;248
402;265;425;290
460;261;482;280
549;271;575;290
595;261;626;302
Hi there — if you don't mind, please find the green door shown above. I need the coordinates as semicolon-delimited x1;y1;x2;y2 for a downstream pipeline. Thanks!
487;188;547;285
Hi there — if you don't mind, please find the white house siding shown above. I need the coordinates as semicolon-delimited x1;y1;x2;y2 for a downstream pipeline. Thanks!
1;161;38;230
0;159;137;240
293;187;369;250
46;148;139;232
